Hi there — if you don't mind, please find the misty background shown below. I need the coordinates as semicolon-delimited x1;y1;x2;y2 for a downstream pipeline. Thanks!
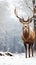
0;0;34;53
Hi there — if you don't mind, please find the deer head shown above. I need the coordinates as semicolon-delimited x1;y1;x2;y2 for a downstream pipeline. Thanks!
14;7;33;36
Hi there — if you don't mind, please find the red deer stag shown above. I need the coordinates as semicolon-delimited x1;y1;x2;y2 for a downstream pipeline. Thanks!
14;8;35;58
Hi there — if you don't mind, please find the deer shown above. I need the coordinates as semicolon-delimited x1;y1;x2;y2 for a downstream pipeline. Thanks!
14;8;35;58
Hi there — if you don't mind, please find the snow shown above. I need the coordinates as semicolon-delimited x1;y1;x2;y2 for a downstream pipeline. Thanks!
0;53;36;65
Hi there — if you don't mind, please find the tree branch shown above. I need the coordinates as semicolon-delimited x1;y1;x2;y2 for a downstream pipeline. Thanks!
25;0;33;12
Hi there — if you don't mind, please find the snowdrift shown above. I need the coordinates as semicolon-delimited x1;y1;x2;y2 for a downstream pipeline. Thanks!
0;52;36;65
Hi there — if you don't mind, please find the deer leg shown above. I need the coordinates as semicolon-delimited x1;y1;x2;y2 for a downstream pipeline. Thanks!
31;44;33;57
28;44;30;58
24;43;27;58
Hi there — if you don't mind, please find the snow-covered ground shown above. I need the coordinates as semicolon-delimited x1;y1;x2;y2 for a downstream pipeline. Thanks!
0;53;36;65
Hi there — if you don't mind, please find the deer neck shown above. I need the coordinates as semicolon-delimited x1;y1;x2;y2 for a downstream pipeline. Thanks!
23;28;29;39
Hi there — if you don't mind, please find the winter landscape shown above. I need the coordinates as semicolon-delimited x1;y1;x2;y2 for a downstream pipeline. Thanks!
0;0;34;53
0;52;36;65
0;0;36;65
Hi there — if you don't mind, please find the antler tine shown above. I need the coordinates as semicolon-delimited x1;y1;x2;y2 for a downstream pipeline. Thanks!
27;17;33;23
19;17;25;24
14;7;19;18
22;17;30;23
27;17;30;22
23;18;27;22
14;8;25;24
29;16;33;23
30;18;32;22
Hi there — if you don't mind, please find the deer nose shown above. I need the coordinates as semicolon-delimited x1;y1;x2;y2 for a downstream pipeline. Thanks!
25;26;27;27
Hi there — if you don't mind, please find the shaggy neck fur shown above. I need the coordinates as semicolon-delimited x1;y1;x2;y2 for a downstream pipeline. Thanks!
23;28;29;39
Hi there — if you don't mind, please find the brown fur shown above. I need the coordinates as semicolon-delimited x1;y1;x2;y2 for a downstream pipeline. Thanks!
21;28;35;44
14;8;35;58
21;27;35;58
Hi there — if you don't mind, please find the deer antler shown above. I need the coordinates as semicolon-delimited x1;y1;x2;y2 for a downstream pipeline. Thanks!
14;8;33;24
14;8;19;18
22;17;32;23
27;17;33;23
14;8;25;24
